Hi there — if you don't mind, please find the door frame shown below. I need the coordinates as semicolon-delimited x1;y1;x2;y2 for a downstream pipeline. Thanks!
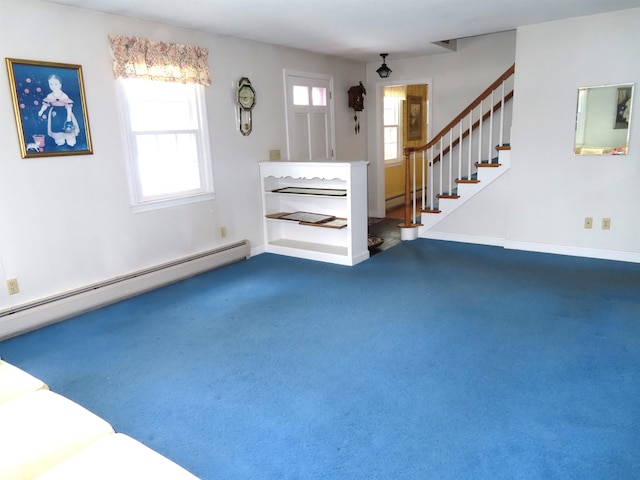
373;76;432;217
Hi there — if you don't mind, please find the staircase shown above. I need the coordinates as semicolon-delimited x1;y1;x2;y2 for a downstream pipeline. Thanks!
399;64;515;240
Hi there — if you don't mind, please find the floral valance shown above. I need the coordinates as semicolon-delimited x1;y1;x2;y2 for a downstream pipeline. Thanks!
108;35;211;86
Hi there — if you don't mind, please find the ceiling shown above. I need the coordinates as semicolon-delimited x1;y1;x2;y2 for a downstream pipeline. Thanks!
39;0;640;62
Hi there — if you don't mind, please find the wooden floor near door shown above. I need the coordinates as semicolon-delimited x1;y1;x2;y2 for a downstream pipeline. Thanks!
385;206;405;220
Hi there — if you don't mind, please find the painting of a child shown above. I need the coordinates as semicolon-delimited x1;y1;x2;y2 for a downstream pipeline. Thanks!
6;58;93;157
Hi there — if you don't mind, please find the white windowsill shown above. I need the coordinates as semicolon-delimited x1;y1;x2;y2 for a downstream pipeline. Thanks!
131;192;215;213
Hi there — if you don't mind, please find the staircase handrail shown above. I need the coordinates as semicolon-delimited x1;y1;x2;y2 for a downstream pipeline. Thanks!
404;63;515;157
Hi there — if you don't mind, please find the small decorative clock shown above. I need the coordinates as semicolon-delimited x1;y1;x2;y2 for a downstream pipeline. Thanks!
237;77;256;136
348;81;366;134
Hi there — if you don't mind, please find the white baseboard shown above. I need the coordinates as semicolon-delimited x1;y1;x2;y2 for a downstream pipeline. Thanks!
420;231;506;248
0;241;250;340
419;231;640;263
503;240;640;264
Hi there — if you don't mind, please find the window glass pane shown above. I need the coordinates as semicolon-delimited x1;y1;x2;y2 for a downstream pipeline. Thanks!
293;85;309;105
383;126;393;143
383;97;399;125
137;133;201;197
126;80;196;131
384;126;398;160
384;144;397;160
311;87;326;106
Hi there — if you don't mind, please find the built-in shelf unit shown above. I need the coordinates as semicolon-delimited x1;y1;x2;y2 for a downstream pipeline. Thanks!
259;161;369;266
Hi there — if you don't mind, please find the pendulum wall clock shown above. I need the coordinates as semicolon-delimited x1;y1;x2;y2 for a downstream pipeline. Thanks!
237;77;256;135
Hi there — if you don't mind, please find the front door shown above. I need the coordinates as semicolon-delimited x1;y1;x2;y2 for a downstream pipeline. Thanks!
285;72;335;161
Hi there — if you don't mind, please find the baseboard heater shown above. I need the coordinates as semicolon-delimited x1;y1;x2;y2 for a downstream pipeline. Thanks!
0;240;250;340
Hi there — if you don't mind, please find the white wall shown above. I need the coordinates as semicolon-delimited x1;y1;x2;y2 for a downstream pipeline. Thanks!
507;8;640;260
0;0;366;311
365;31;517;216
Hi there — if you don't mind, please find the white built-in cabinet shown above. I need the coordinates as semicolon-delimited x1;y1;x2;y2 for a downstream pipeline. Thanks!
259;161;369;266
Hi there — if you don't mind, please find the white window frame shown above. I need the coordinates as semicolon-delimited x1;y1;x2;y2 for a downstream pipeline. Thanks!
383;96;403;166
118;78;214;212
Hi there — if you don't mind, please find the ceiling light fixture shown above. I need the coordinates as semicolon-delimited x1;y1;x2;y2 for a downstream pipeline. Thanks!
376;53;392;78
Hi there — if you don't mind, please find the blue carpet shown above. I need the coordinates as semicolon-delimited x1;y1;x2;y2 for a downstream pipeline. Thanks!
2;239;640;479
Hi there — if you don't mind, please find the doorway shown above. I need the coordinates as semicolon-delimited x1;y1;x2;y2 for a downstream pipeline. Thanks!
382;83;428;218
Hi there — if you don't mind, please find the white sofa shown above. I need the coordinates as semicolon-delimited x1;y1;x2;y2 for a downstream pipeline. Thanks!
0;358;200;480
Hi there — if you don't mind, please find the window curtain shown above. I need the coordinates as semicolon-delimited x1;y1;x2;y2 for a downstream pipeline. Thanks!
384;85;407;100
108;35;211;86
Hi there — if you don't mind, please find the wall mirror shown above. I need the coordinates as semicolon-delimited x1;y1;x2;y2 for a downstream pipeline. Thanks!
574;83;633;155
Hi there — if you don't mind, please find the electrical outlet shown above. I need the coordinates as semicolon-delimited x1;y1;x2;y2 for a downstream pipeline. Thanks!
602;218;611;230
584;217;593;229
220;226;227;238
6;278;19;295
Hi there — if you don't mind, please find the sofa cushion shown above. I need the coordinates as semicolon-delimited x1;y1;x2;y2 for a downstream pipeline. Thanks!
0;389;114;479
35;433;200;479
0;359;48;405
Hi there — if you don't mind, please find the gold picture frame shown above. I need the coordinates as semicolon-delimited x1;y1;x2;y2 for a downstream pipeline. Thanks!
6;58;93;158
406;95;423;142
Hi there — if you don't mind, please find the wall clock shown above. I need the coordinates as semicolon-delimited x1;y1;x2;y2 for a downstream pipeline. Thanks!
348;81;366;134
237;77;256;136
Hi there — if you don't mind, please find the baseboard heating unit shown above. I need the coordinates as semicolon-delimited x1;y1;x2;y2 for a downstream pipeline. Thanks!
0;240;251;340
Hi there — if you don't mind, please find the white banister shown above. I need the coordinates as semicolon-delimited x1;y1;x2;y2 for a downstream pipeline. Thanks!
467;109;473;182
488;90;494;162
478;102;483;168
429;146;435;209
499;83;505;146
412;151;417;222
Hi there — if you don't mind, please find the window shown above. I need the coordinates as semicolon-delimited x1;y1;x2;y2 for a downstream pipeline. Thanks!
384;96;402;164
292;85;328;106
119;78;213;211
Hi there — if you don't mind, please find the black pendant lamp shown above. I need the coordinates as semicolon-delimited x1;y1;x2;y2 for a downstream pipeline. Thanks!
376;53;392;78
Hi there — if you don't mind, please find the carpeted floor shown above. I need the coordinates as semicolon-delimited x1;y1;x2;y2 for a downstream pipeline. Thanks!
1;239;639;480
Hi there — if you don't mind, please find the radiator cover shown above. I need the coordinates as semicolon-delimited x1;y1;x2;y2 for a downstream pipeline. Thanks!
0;240;250;340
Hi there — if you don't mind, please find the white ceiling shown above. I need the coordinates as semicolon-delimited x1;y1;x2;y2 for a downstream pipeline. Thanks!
39;0;640;62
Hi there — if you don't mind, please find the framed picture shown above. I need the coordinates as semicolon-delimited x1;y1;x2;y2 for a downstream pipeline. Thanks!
407;95;423;141
614;86;632;130
6;58;93;158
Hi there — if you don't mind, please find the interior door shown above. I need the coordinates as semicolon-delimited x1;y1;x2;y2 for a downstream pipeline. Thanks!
285;73;334;161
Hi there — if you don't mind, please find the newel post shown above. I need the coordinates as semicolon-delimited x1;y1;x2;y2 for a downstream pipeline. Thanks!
398;146;421;241
402;146;413;227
